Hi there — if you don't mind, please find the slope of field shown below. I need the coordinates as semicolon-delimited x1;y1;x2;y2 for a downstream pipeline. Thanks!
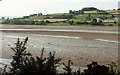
73;14;114;22
84;11;97;14
105;10;120;14
24;10;119;22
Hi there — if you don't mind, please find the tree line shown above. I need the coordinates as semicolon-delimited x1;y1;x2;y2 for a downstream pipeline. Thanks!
2;19;47;25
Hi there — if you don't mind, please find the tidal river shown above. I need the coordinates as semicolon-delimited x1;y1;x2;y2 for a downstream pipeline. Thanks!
0;25;119;69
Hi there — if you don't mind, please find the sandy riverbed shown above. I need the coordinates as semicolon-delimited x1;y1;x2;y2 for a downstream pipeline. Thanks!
0;25;119;67
1;30;118;67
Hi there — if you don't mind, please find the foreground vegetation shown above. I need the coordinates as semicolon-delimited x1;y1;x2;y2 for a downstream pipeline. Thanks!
1;37;119;75
2;7;120;26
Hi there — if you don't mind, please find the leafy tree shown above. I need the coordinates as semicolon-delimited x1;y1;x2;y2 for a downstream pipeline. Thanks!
98;20;104;26
69;20;74;25
28;20;35;25
7;18;9;20
69;10;84;15
2;17;5;19
23;16;29;19
69;10;73;14
38;13;43;16
46;20;51;23
2;20;10;24
86;14;91;21
78;10;84;14
29;14;37;17
90;19;98;25
40;20;46;25
82;7;98;11
111;15;115;18
53;14;73;19
88;14;91;18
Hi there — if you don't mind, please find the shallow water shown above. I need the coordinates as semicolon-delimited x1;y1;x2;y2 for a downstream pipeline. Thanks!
1;29;120;34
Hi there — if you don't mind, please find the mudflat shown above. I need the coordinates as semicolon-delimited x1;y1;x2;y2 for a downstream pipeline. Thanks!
1;25;119;67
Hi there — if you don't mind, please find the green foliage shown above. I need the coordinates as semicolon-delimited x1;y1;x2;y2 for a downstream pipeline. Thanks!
2;37;61;75
74;14;114;23
47;22;70;25
82;7;98;11
23;16;29;19
2;19;47;25
68;20;74;25
82;62;113;75
62;62;117;75
75;22;88;25
90;19;99;25
53;14;73;19
48;13;70;16
86;14;91;21
2;17;5;19
38;13;43;16
109;62;118;73
2;9;119;26
46;20;51;23
63;60;73;75
104;22;120;26
35;20;46;25
69;10;73;14
69;10;84;15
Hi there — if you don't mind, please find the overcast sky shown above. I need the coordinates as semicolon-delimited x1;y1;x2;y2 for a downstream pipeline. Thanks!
0;0;119;17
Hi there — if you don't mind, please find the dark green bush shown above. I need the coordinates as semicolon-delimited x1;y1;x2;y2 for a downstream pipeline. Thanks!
75;22;88;25
2;37;61;75
82;62;113;75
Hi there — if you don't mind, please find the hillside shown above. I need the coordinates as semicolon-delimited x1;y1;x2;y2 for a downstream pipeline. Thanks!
2;7;120;26
105;10;120;15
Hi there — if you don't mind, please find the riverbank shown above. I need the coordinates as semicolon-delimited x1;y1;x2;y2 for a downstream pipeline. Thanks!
1;25;119;31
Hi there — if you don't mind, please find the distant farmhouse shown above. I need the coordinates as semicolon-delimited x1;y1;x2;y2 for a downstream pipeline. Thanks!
96;18;120;23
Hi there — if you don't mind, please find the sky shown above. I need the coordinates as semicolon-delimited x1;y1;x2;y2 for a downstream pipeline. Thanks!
0;0;119;17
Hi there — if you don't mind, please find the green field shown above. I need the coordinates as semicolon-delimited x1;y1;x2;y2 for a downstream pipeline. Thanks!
2;9;119;26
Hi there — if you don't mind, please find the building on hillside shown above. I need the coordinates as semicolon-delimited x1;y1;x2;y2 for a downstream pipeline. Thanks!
96;18;120;22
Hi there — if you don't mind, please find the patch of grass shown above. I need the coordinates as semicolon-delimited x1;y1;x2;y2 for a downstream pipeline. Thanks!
74;15;88;22
48;13;70;16
104;22;120;26
29;15;53;19
90;14;112;18
1;19;7;22
69;19;86;22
